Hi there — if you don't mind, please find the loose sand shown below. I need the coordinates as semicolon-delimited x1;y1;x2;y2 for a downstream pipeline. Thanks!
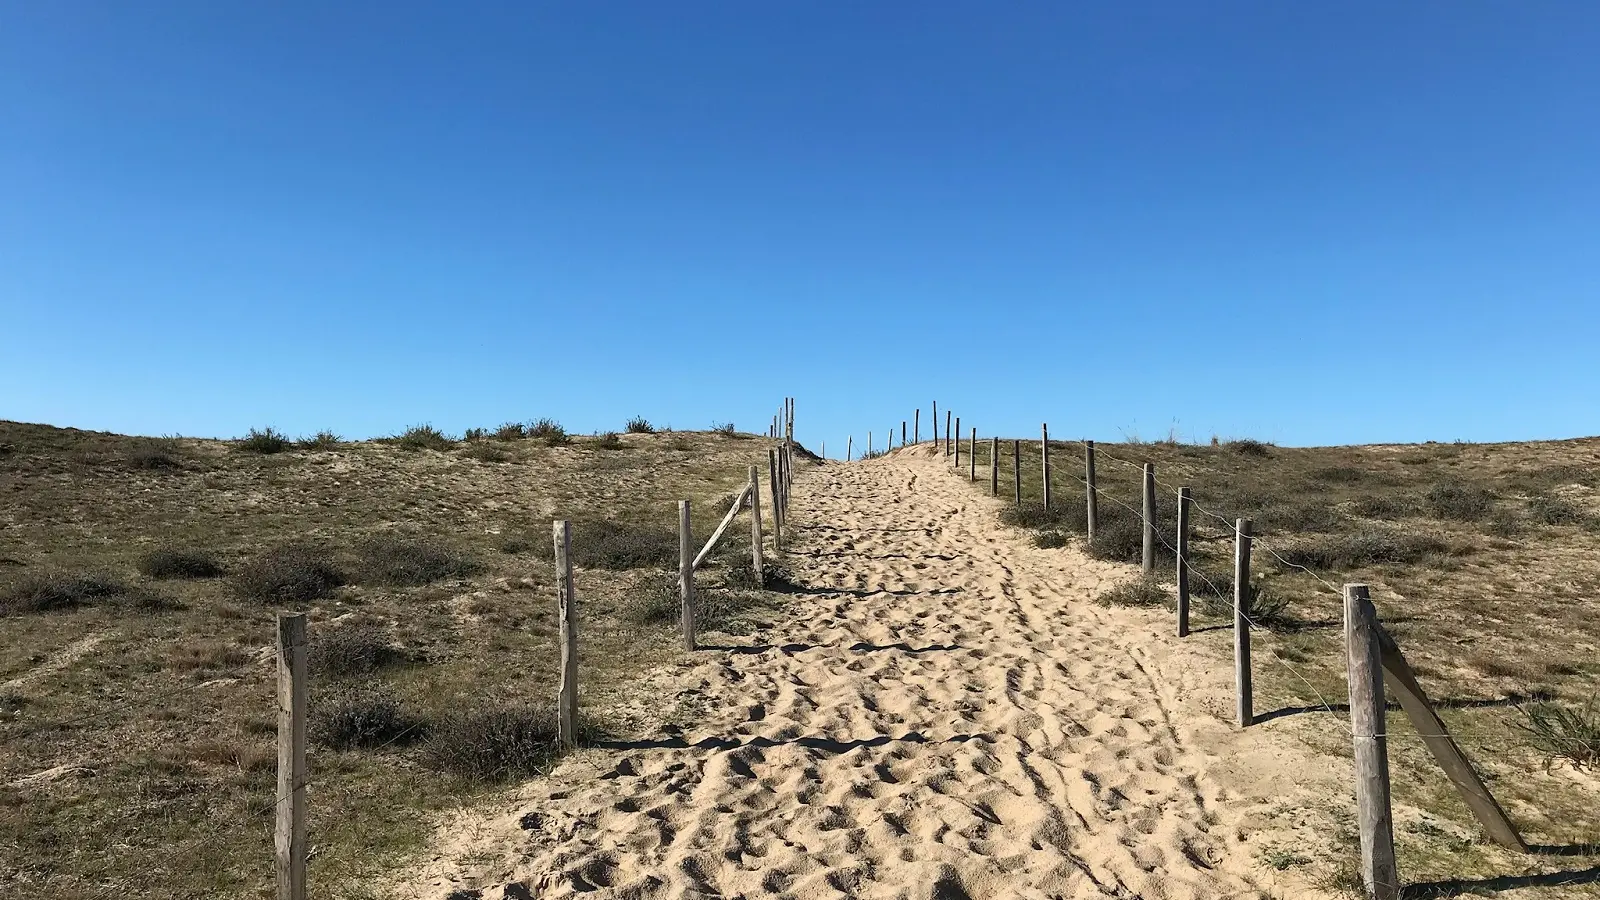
385;446;1344;899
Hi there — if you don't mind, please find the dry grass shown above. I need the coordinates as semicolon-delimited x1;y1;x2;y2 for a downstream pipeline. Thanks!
0;419;790;898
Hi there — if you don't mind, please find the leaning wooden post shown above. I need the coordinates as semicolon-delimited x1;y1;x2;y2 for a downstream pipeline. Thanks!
945;410;953;455
846;436;852;461
1141;463;1157;574
748;467;764;586
1176;488;1192;637
1085;440;1098;544
969;427;977;481
1346;584;1400;900
1234;518;1254;727
679;501;695;650
914;408;920;444
553;520;578;747
1041;423;1051;509
989;436;999;496
768;450;783;552
1012;439;1022;505
275;612;308;900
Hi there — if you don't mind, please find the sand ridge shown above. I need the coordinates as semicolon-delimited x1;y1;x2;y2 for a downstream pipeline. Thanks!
390;446;1338;899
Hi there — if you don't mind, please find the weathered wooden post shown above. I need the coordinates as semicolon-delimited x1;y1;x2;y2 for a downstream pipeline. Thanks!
946;410;953;455
990;436;999;496
846;436;852;461
914;409;920;444
969;427;977;481
679;501;696;650
902;420;907;446
553;520;578;747
748;467;764;587
1085;440;1098;544
1041;423;1051;509
1012;439;1022;505
1176;488;1192;637
953;417;961;467
768;450;783;552
276;612;308;900
1346;583;1400;900
1142;463;1157;574
1234;518;1253;727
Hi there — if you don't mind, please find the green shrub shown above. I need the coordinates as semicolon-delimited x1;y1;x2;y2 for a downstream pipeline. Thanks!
624;416;654;434
309;623;406;676
138;549;224;580
1223;439;1273;457
1425;481;1496;521
1528;494;1590;526
231;545;345;603
494;422;527;440
1034;531;1069;549
425;705;562;780
593;432;623;450
529;418;568;446
297;430;341;451
1095;575;1168;608
1273;530;1449;570
312;688;423;751
1516;695;1599;771
396;424;453;451
2;573;128;614
238;427;292;455
1001;501;1085;533
354;537;479;586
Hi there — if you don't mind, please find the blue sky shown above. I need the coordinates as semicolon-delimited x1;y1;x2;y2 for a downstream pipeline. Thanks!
4;3;1597;453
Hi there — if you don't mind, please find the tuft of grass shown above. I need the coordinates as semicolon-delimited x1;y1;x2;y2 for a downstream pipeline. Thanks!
462;427;487;442
1223;438;1274;457
128;439;184;470
593;431;624;450
1273;529;1450;570
138;549;225;580
1425;480;1496;521
312;688;424;751
297;430;342;451
1033;531;1069;549
1352;494;1418;519
231;545;346;603
1095;575;1168;608
1528;494;1590;526
424;705;563;780
395;424;453;452
1;573;129;614
309;623;407;676
857;448;887;460
1086;508;1172;565
710;422;736;436
493;421;527;440
1261;847;1312;871
354;536;479;586
1310;466;1365;484
537;520;679;570
624;416;654;434
1515;695;1599;771
529;418;569;446
461;442;508;463
1257;502;1345;534
1486;509;1525;538
1001;501;1085;533
625;573;681;626
237;427;293;455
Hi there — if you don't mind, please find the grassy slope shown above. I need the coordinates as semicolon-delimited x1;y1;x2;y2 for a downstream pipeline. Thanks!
950;434;1600;892
0;421;785;899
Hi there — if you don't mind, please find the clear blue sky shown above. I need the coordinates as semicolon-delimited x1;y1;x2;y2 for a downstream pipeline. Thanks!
4;3;1597;453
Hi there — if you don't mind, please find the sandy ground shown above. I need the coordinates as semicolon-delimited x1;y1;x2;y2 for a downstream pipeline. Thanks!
385;446;1344;900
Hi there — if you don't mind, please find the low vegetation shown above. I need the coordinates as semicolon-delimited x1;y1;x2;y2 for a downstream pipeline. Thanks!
528;418;568;445
423;705;562;780
138;549;224;580
625;416;654;434
395;424;453;451
237;426;292;454
230;544;346;603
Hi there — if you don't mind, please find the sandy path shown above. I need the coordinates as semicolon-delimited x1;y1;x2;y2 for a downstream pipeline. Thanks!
394;448;1329;899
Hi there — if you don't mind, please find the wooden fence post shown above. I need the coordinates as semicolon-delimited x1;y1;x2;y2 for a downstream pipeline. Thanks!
768;450;783;552
1142;463;1157;574
932;401;938;445
1085;440;1098;544
846;436;852;461
275;612;308;900
553;520;578;747
1012;439;1021;505
1346;584;1400;900
914;409;920;444
1041;423;1051;509
946;411;953;455
1234;518;1253;727
902;420;907;446
1176;488;1191;637
990;436;999;496
679;501;695;650
953;417;961;467
969;427;977;481
748;467;765;586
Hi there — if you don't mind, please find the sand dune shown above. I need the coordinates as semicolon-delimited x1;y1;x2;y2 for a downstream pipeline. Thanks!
387;446;1341;899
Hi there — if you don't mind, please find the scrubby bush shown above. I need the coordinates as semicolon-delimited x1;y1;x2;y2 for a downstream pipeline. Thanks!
1425;481;1496;521
537;520;678;570
238;427;292;454
1258;502;1345;534
1034;531;1069;549
461;442;508;463
1197;581;1295;630
1516;694;1599;771
1310;466;1365;484
128;440;183;470
1223;439;1274;457
396;424;453;451
1001;501;1085;533
1352;494;1417;520
231;545;345;603
312;688;423;751
462;427;487;442
1486;509;1525;538
529;418;568;446
1528;494;1590;526
354;536;478;586
1095;575;1168;608
425;705;562;780
1;573;128;614
710;422;736;436
1086;509;1172;565
593;432;623;450
625;573;681;626
624;416;654;434
1272;530;1450;571
297;430;341;450
138;549;224;580
309;623;406;676
494;421;527;440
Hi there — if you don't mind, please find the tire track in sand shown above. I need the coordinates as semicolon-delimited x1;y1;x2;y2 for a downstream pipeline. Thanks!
391;448;1317;900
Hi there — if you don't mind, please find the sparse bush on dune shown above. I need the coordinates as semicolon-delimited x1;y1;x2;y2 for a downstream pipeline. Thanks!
1516;694;1599;771
354;536;479;586
2;573;127;614
1223;439;1274;457
625;572;681;626
395;424;453;451
424;705;563;780
494;421;527;440
297;430;341;450
231;545;346;603
1033;531;1069;549
312;688;424;751
710;422;737;436
462;427;487;442
1528;494;1590;526
1271;529;1449;571
1085;507;1173;565
1001;501;1085;533
593;431;624;450
536;520;678;570
529;418;568;446
1425;480;1496;521
237;427;293;455
1095;575;1168;608
625;416;654;434
128;439;184;470
462;442;508;462
309;623;408;676
139;549;224;580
